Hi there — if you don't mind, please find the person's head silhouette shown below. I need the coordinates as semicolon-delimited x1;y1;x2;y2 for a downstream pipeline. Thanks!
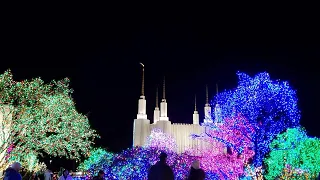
159;152;167;163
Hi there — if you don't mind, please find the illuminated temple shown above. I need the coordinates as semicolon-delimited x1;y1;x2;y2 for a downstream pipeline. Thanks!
133;65;222;153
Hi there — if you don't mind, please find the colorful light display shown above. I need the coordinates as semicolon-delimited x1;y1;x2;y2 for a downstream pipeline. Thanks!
144;128;177;152
0;70;98;170
91;147;194;180
264;128;320;179
191;115;256;179
213;72;301;166
78;148;113;176
9;151;47;172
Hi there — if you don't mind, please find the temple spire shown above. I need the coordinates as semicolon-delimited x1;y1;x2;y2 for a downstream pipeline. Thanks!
204;84;212;123
160;76;169;121
153;85;160;124
137;62;147;120
162;76;166;99
193;94;199;124
206;84;209;104
194;94;197;111
140;62;145;96
156;86;159;108
216;83;218;95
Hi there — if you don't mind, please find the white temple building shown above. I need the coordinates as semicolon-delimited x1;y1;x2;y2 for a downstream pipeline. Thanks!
133;64;222;153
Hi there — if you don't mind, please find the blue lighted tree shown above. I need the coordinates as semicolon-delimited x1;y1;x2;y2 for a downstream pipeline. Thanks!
213;72;300;167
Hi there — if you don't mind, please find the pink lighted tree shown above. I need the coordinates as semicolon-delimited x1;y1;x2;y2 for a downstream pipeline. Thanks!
190;114;255;179
145;128;177;152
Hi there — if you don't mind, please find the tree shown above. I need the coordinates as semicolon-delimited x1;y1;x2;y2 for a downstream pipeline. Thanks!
9;151;47;172
191;115;255;179
0;70;98;170
264;128;320;180
144;128;177;152
78;148;113;176
213;72;300;166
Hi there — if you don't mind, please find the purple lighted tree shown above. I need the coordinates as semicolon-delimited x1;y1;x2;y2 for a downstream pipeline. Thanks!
191;114;255;179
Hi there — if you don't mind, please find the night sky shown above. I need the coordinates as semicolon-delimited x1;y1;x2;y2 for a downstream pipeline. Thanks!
2;6;319;170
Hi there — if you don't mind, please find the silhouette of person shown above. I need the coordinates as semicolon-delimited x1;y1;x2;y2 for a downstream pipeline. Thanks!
148;152;174;180
187;160;205;180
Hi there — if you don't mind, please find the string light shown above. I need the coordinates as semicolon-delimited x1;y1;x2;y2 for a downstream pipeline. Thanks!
78;148;113;176
264;128;320;179
213;72;301;166
191;115;255;179
0;70;98;170
104;147;191;179
144;128;177;152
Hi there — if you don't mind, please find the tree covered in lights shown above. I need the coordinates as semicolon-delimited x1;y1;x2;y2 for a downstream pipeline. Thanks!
145;128;177;152
102;147;194;180
0;70;98;170
78;148;113;176
9;151;47;172
213;72;300;166
264;128;320;180
191;115;255;179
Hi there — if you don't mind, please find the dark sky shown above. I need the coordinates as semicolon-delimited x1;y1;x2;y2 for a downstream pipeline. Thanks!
2;5;320;170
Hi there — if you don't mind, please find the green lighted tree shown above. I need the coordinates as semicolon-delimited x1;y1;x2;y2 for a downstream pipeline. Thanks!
264;128;320;180
78;148;113;175
0;70;98;170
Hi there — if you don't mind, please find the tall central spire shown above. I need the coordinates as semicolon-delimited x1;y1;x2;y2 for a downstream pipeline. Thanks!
137;62;147;120
156;87;159;108
162;76;166;99
140;62;145;96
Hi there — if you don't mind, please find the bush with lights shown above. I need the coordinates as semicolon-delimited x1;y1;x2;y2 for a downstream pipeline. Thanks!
264;128;320;179
77;148;113;177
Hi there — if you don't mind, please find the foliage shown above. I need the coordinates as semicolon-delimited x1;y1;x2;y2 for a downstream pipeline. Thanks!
78;148;113;175
0;69;98;170
8;151;47;172
213;72;300;166
192;115;255;179
264;128;320;179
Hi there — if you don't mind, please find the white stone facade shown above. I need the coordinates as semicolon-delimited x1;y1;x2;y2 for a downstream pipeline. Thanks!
133;66;218;153
133;116;212;153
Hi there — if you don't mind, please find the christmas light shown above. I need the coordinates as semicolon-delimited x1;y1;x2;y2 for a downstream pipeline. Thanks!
102;147;195;180
8;151;47;172
264;128;320;179
78;148;113;176
0;70;98;170
213;72;301;166
191;115;255;179
144;128;177;152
